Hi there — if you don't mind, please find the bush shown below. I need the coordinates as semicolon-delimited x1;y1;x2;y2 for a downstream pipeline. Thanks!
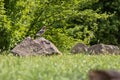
0;0;120;52
0;0;11;50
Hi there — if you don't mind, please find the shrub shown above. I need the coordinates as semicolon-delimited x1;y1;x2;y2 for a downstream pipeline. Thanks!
0;0;120;52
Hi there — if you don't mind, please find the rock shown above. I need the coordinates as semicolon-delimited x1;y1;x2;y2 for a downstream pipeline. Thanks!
11;37;62;56
89;70;120;80
88;44;120;54
71;43;88;54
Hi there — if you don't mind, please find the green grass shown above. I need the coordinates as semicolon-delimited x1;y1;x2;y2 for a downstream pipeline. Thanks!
0;54;120;80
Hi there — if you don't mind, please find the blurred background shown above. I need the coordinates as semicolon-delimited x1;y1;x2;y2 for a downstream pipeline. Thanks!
0;0;120;52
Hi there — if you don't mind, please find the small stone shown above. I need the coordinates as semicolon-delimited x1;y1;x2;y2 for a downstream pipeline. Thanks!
71;43;88;54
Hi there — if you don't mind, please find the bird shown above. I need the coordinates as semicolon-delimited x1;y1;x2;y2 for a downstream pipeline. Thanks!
36;26;46;37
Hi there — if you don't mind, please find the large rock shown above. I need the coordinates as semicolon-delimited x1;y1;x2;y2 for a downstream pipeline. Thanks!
88;44;120;54
11;37;62;56
71;43;88;54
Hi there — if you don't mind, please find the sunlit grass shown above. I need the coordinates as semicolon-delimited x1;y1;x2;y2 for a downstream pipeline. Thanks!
0;54;120;80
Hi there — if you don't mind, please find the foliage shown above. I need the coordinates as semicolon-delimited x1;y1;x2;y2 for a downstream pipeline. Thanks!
90;0;120;45
4;0;36;48
0;0;120;52
0;54;120;80
0;0;11;50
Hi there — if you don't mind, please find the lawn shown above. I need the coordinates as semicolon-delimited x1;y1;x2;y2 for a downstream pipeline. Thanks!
0;54;120;80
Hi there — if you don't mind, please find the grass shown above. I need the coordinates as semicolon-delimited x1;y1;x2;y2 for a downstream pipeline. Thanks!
0;54;120;80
